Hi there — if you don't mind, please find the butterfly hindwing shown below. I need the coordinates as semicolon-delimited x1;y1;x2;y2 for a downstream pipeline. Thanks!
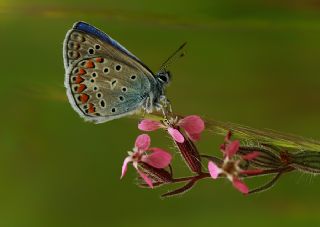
66;56;152;123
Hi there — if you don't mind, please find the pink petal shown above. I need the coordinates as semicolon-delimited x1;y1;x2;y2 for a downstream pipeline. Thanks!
179;115;205;136
241;169;264;175
135;134;151;151
168;127;185;143
138;120;162;131
187;133;201;142
225;140;240;158
120;157;132;179
141;148;172;169
208;161;221;179
232;177;249;194
242;151;260;160
137;169;153;188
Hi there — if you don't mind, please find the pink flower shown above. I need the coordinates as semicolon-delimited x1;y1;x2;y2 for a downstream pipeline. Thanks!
121;134;172;188
208;133;262;195
138;115;205;143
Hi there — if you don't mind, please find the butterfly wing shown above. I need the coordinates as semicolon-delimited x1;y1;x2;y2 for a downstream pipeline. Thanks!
63;22;156;123
63;21;153;73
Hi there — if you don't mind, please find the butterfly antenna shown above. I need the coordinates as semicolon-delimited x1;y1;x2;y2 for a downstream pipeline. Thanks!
159;42;187;72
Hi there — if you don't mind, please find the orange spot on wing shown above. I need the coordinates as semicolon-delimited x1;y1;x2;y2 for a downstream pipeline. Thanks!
85;60;95;68
80;94;89;104
88;103;95;113
77;84;87;93
78;68;86;75
95;58;103;63
75;76;84;84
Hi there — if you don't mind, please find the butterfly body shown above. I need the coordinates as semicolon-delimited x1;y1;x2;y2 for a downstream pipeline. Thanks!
63;22;169;123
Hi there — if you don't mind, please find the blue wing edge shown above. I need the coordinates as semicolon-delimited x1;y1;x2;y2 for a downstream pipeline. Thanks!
73;21;154;75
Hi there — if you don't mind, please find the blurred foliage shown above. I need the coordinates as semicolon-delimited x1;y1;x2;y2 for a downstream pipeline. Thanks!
1;0;320;226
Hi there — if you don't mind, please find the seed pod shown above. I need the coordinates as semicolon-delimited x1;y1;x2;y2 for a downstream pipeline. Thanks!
138;162;173;183
238;146;283;169
175;135;202;173
290;151;320;174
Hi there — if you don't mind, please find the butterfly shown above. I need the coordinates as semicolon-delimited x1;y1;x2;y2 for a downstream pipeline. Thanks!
63;21;185;123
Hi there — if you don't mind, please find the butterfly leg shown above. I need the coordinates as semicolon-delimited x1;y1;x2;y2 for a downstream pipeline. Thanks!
141;107;147;118
143;96;154;114
156;104;172;121
159;95;173;114
155;102;167;117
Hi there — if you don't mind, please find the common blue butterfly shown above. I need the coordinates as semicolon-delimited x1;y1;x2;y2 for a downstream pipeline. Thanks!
63;22;184;123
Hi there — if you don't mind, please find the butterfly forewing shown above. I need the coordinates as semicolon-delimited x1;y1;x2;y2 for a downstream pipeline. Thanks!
64;22;156;123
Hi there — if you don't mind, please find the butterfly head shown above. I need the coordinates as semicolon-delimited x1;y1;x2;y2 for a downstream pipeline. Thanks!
155;71;171;87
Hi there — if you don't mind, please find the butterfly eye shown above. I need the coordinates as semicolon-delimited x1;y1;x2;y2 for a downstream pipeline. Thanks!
161;76;167;82
88;48;94;55
158;74;169;83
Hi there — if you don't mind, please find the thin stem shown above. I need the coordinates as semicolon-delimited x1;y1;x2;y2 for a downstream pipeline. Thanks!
200;155;224;165
170;167;293;184
249;172;283;194
171;172;210;183
161;178;196;198
168;164;174;177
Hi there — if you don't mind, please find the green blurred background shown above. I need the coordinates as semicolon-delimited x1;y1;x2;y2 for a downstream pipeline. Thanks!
1;0;320;226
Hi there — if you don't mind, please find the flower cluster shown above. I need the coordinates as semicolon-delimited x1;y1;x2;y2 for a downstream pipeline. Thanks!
208;133;262;194
121;134;172;188
120;114;285;197
138;115;205;143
